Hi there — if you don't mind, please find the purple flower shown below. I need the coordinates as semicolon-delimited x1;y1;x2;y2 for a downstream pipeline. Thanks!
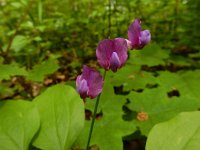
96;38;128;72
127;19;151;50
76;65;104;99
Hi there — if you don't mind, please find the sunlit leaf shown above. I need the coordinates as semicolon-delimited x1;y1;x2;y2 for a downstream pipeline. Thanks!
157;70;200;99
128;43;170;66
126;81;200;135
110;65;157;91
0;100;40;150
33;84;85;150
146;111;200;150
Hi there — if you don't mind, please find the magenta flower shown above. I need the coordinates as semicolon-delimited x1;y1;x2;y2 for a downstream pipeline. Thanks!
127;19;151;50
96;38;128;72
76;65;104;99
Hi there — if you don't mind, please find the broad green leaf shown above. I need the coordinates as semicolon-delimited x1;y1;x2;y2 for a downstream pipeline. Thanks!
0;63;28;80
146;111;200;150
27;58;59;82
178;70;200;99
128;43;170;66
126;87;200;135
157;70;200;99
110;65;157;91
76;79;135;150
33;84;85;150
125;70;200;135
0;100;40;150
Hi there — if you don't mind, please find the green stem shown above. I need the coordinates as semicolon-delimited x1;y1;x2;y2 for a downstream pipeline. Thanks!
108;0;111;38
86;70;106;150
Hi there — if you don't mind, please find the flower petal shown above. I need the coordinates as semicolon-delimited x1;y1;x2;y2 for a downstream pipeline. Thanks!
96;39;114;70
140;30;151;47
128;19;141;49
114;38;128;67
76;76;89;99
110;52;121;72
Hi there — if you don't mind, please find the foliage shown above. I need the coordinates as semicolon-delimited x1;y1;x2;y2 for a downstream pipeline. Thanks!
26;58;59;82
0;63;27;80
73;43;200;149
33;84;85;150
0;0;200;149
76;78;135;150
0;100;39;150
0;84;84;150
146;111;200;150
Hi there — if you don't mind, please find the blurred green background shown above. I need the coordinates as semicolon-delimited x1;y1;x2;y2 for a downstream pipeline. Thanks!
0;0;200;99
0;0;199;65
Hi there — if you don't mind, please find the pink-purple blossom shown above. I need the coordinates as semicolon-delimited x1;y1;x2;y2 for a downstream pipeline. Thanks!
127;19;151;50
96;38;128;72
76;65;104;99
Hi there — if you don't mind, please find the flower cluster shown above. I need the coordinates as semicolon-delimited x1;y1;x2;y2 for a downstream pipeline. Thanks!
76;19;151;99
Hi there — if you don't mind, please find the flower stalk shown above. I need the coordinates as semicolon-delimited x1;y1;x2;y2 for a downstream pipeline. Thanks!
86;70;106;150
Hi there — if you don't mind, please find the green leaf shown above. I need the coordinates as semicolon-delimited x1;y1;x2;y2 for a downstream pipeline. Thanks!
33;84;85;150
126;87;200;135
178;70;200;99
124;70;200;135
27;58;59;82
110;65;157;91
157;70;200;99
11;35;29;52
0;100;40;150
0;63;28;80
146;111;200;150
128;43;169;66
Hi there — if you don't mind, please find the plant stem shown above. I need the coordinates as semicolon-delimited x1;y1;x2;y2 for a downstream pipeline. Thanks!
108;0;111;38
86;70;106;150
